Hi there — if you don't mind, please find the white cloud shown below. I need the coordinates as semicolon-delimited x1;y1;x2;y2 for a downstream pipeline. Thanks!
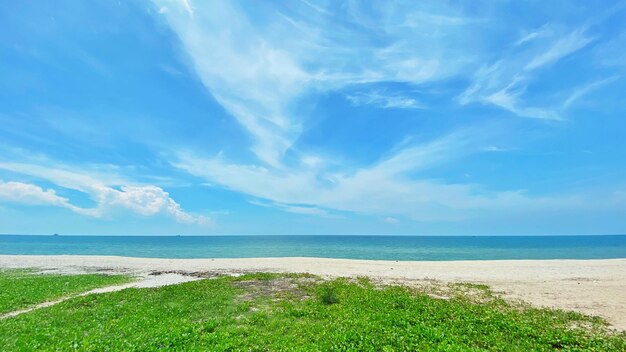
0;162;209;225
525;29;593;70
515;24;552;46
173;130;572;222
0;181;78;210
149;2;609;223
346;91;424;109
484;81;561;120
595;30;626;67
482;145;514;152
279;204;331;217
151;0;482;165
459;27;594;120
177;153;570;222
403;11;479;27
152;1;309;166
563;75;620;108
103;185;210;225
179;0;193;16
248;198;338;218
383;217;399;224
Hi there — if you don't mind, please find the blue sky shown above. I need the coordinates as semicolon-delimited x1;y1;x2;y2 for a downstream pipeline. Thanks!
1;0;625;235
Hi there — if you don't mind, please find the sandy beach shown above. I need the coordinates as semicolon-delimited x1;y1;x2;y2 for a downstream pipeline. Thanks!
1;255;625;330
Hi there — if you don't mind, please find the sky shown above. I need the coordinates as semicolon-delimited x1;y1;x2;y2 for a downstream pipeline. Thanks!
0;0;625;235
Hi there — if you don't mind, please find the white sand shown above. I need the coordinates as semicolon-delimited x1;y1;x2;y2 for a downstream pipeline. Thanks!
1;255;624;329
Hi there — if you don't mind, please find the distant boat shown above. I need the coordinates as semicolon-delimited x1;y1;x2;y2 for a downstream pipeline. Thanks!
53;233;59;236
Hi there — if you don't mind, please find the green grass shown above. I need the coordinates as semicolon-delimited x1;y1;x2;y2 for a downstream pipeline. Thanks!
0;269;132;314
0;273;624;351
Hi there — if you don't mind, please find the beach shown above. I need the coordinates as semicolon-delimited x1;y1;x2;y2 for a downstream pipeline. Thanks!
1;255;624;330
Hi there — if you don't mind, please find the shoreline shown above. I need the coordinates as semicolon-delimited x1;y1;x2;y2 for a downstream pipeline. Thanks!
1;255;625;330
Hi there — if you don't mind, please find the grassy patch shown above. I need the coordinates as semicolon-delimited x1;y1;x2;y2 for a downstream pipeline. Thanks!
318;284;340;305
0;269;132;314
0;273;624;351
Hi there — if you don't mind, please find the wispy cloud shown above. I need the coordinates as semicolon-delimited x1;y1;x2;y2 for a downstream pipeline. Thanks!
460;26;595;120
563;75;620;108
173;129;571;221
484;80;561;120
147;1;620;227
149;0;598;219
151;0;482;165
249;199;338;218
482;146;507;152
595;30;626;67
153;1;310;166
525;29;594;70
346;91;424;109
515;24;552;46
383;216;399;224
460;69;561;120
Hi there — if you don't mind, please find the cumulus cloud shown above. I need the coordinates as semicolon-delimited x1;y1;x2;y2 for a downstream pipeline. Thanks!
0;181;78;209
93;184;210;225
0;163;209;225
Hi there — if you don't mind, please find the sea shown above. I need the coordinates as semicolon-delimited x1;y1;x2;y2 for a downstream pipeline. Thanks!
0;235;625;261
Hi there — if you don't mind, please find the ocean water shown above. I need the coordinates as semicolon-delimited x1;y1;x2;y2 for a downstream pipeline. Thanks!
1;235;625;261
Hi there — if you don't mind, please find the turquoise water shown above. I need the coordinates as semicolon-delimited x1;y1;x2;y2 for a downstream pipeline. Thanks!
1;235;625;261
